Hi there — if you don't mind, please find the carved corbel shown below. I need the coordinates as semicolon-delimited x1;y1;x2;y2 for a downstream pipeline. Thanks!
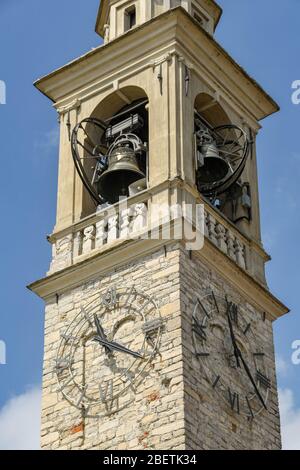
150;53;173;95
56;99;82;141
177;55;193;97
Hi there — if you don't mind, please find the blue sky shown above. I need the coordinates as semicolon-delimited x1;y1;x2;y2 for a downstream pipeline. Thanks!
0;0;299;449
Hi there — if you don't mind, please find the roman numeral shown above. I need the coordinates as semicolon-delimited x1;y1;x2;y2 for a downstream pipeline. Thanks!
142;319;163;336
76;386;87;407
192;317;207;341
253;352;265;358
123;371;137;394
99;379;120;413
228;302;238;324
243;323;251;335
80;307;93;327
61;333;76;342
228;389;240;413
256;371;271;390
212;375;221;389
246;396;254;420
197;298;210;318
211;291;220;314
102;287;117;307
124;286;137;306
99;380;114;403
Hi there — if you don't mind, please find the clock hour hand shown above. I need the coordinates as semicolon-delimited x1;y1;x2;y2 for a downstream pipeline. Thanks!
237;348;268;411
93;336;144;359
93;314;113;354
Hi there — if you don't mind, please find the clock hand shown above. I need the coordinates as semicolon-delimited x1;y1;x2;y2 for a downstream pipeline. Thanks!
93;314;113;354
93;336;144;359
225;302;267;410
225;303;267;410
236;348;268;410
226;303;240;368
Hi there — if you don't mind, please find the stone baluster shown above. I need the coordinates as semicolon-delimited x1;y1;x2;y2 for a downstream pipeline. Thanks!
234;238;246;270
82;225;95;254
56;235;73;265
215;223;227;253
119;208;132;239
95;219;107;248
73;231;83;258
204;211;209;238
131;203;148;233
107;216;118;243
49;234;73;272
206;213;217;246
226;229;236;260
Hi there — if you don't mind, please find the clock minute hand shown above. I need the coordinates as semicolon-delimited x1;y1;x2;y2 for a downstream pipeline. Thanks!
94;336;144;359
226;305;240;368
225;305;267;410
237;348;268;411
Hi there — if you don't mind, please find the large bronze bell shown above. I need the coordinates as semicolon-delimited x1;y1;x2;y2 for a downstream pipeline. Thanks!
197;141;229;184
97;144;145;203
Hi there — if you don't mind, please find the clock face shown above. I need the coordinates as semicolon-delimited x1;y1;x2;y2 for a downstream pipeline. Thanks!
192;291;271;419
55;286;162;417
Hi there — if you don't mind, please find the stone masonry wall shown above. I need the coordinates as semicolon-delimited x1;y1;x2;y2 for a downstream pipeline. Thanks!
179;247;281;450
41;243;186;450
41;242;281;450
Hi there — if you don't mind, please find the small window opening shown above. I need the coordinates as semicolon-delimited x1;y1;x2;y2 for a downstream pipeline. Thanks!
124;6;136;32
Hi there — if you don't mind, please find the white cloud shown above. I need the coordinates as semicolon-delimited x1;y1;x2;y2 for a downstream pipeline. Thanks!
34;128;59;153
279;388;300;450
0;384;298;450
276;355;290;378
0;386;41;450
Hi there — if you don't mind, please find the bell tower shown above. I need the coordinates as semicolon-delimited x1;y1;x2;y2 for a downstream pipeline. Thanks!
29;1;288;450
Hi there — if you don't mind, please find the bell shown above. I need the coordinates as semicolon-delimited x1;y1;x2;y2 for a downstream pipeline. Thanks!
197;141;229;184
98;144;145;203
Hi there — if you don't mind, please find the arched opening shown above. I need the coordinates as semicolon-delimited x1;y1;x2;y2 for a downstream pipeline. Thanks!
194;93;251;225
194;93;231;128
75;86;149;217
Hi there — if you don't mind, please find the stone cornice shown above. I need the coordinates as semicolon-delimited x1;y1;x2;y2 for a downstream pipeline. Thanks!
27;235;288;322
34;8;279;123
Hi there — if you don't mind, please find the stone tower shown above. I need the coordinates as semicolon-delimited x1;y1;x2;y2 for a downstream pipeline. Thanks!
29;1;288;450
